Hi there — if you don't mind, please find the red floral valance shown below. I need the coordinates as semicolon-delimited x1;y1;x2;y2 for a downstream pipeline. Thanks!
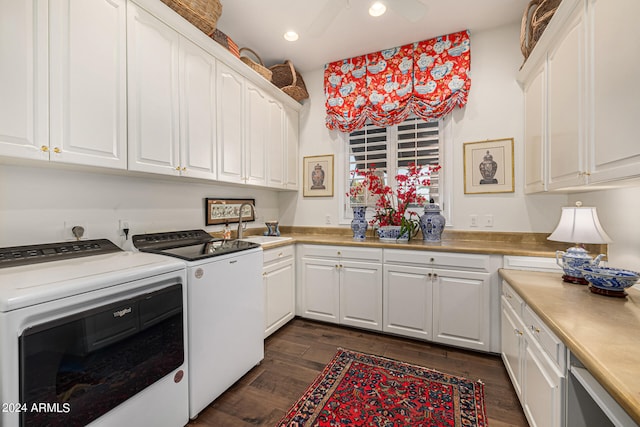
325;30;471;132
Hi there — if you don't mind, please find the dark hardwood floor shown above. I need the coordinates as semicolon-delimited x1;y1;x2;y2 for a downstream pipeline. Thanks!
187;318;528;426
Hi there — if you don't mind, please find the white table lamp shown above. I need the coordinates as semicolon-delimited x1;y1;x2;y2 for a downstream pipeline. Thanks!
547;201;611;284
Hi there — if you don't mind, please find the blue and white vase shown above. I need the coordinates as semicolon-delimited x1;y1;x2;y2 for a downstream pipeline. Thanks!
350;206;368;240
420;202;446;242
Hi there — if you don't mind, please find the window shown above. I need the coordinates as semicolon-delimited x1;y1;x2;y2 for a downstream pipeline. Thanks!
344;117;442;219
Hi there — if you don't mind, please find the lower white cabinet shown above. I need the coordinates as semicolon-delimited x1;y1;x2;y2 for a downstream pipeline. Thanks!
383;249;495;352
263;246;295;338
383;263;433;340
298;245;382;331
501;281;565;427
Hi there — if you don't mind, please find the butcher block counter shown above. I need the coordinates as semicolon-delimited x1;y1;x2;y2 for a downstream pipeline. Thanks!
499;268;640;425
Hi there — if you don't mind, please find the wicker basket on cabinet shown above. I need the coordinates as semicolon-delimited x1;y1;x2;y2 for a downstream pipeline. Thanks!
520;0;562;62
269;60;309;102
160;0;222;36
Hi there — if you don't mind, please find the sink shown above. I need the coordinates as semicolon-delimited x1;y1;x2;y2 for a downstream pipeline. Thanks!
239;236;292;245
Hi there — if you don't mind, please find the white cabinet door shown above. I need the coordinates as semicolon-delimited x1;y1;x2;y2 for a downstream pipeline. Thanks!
547;2;586;190
588;0;640;184
340;260;382;331
300;257;340;324
266;98;285;188
432;269;491;351
216;62;245;183
127;4;180;175
179;37;216;179
264;257;295;338
284;105;299;189
0;0;48;160
244;83;267;186
523;62;546;194
49;0;127;169
501;299;525;398
383;264;432;340
523;338;564;427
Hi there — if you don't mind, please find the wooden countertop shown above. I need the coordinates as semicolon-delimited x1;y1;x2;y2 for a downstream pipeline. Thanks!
499;268;640;425
246;227;606;258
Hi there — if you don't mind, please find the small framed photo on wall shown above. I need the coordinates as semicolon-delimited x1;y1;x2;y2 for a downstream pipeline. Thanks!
463;138;514;194
303;155;334;197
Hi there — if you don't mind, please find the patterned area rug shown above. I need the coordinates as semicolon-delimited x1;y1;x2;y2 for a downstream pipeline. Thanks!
277;348;487;427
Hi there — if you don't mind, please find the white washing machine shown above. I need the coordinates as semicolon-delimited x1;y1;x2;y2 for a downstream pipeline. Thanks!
0;239;188;427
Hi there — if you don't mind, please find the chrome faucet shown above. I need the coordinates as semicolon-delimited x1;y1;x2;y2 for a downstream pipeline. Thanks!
236;202;256;239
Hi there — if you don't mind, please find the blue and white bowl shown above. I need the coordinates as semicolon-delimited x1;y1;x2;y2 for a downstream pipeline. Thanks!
580;266;640;292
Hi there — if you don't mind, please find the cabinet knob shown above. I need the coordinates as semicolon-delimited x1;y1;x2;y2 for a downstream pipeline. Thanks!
53;147;61;154
530;325;540;333
337;251;341;256
514;329;523;336
182;167;187;171
433;273;438;278
40;145;49;152
430;257;435;262
335;264;339;269
175;166;181;171
262;272;267;277
428;272;432;278
278;252;283;257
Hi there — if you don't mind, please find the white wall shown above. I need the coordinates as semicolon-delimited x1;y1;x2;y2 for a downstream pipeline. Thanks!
0;163;282;249
282;23;568;232
569;187;640;270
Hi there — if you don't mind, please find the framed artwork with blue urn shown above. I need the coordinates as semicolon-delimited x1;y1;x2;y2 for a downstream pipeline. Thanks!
463;138;514;194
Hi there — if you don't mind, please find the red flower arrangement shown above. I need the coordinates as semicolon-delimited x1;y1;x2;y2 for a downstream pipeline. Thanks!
348;163;441;238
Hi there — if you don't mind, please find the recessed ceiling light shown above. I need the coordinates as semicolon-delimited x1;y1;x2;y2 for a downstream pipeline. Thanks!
283;31;299;42
369;2;386;17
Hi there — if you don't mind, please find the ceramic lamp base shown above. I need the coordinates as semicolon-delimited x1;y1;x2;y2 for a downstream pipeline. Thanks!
562;274;588;285
589;286;628;298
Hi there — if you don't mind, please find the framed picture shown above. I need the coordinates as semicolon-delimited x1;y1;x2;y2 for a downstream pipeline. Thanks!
463;138;515;194
303;155;334;197
205;198;255;225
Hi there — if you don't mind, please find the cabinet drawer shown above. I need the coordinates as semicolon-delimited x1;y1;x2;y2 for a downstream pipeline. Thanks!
523;305;566;370
300;244;382;262
384;249;490;272
263;245;294;264
501;281;524;316
503;255;562;273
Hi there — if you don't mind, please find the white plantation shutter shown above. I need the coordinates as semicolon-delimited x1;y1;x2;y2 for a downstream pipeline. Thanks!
346;117;441;214
395;118;440;204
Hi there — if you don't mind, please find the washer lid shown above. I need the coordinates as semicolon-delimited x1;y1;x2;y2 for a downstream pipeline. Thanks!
0;251;185;312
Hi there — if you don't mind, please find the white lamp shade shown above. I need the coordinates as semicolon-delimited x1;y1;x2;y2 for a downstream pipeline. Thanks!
547;206;611;244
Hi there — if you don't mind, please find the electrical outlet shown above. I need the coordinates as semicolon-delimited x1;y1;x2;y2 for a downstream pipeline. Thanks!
63;221;89;240
484;214;494;227
325;214;332;225
470;214;478;227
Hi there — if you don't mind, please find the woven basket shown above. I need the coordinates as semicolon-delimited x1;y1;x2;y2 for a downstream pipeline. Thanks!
239;48;272;81
269;60;309;102
160;0;222;36
520;0;561;61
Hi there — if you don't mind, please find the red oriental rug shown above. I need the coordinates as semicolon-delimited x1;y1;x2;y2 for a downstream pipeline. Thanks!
277;348;487;427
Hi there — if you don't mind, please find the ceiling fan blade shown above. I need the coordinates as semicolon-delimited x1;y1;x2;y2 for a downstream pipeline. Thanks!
307;0;346;38
389;0;427;23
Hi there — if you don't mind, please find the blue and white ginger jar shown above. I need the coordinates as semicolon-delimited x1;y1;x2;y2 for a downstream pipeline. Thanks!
420;202;445;242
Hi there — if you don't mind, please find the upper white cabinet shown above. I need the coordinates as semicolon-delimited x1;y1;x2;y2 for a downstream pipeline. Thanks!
520;0;640;192
127;4;216;179
0;0;127;168
587;0;640;184
216;71;286;188
49;0;127;169
0;0;48;159
284;105;300;189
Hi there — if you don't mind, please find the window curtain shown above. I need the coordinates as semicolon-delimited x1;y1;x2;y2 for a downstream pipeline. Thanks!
325;30;471;133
